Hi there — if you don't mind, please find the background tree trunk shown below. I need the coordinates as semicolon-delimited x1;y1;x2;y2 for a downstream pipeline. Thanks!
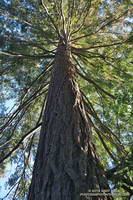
28;41;112;200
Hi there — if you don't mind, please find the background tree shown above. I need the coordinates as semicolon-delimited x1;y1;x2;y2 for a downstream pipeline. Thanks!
0;0;133;199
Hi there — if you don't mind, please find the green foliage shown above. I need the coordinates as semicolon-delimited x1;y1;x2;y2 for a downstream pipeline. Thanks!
0;0;133;199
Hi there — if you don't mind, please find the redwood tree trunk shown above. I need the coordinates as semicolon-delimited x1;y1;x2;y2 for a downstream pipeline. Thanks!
28;41;112;200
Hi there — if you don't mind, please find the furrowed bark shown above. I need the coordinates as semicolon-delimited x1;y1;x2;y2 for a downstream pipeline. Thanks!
28;40;112;200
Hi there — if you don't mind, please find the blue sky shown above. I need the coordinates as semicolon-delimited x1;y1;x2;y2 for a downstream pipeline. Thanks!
0;162;17;199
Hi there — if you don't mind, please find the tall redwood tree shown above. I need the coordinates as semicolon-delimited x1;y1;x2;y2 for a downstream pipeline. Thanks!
0;0;132;199
28;40;112;199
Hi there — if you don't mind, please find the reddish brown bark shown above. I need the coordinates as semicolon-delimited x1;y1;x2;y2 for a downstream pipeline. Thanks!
28;41;112;200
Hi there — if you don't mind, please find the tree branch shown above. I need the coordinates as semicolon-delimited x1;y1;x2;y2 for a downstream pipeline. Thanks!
71;10;128;42
81;91;127;157
0;50;54;59
70;0;91;36
1;36;55;53
0;123;42;164
0;85;48;134
122;185;133;195
72;41;126;51
41;0;61;38
73;56;115;99
95;127;117;161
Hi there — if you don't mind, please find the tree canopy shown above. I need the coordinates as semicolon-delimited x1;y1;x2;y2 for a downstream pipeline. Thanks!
0;0;133;199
